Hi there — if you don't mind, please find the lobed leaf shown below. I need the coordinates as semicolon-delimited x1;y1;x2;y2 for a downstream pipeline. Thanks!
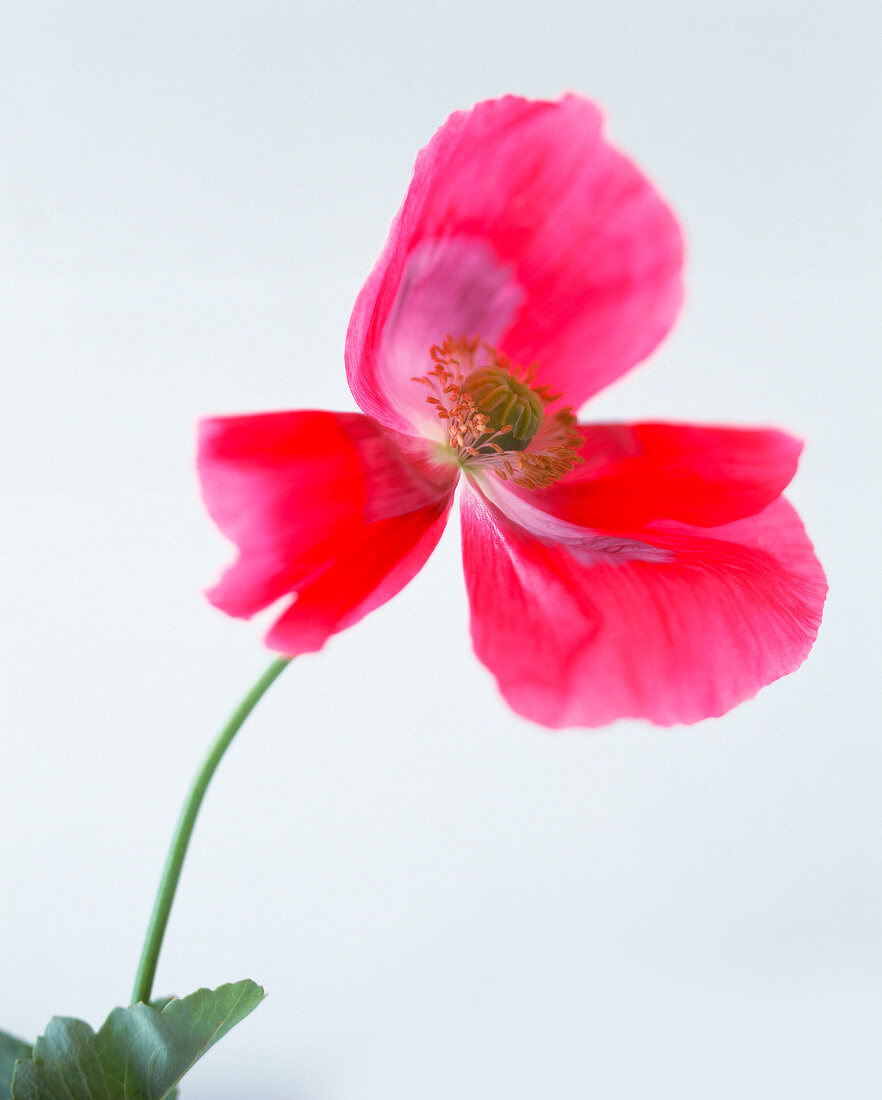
10;980;264;1100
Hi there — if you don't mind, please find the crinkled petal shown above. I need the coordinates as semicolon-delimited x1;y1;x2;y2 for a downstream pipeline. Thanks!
461;489;826;728
525;422;804;529
265;500;451;654
198;409;455;648
346;94;683;431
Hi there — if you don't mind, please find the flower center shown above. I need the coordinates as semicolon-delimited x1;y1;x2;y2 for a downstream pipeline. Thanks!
412;336;583;490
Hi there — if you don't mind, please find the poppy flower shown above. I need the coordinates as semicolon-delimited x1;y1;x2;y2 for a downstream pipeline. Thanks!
198;94;825;727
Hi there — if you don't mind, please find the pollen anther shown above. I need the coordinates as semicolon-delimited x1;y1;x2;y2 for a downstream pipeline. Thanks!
412;335;583;490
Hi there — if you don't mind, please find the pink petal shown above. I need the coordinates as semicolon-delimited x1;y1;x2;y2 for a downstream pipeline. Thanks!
346;95;683;430
526;422;804;529
350;238;524;437
461;489;826;728
265;500;450;654
198;410;455;647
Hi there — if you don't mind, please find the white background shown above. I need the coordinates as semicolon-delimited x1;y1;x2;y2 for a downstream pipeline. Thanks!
1;2;880;1097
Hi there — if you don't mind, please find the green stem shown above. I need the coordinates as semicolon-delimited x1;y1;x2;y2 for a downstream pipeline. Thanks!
132;655;293;1005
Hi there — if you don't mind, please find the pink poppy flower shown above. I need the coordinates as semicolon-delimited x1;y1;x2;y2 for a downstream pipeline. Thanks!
199;95;826;727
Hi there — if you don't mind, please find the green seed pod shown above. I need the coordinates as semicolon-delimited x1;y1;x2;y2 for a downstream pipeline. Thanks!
463;366;544;452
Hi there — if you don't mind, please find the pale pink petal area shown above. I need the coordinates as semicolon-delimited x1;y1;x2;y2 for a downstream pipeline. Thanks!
349;238;524;436
461;489;826;728
346;94;683;428
526;422;804;529
198;410;455;638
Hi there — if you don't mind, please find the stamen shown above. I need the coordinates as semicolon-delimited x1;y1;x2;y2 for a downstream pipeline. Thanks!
412;335;583;490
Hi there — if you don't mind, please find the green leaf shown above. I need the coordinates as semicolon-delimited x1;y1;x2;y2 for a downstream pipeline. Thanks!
11;980;264;1100
0;1030;32;1099
144;1001;178;1097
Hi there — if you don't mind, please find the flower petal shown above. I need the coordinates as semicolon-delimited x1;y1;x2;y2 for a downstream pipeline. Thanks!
198;410;455;647
461;489;826;728
264;500;451;654
346;94;683;429
526;422;804;529
348;237;523;437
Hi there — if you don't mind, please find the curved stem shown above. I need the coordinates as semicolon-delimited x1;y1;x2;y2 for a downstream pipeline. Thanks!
132;655;293;1005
